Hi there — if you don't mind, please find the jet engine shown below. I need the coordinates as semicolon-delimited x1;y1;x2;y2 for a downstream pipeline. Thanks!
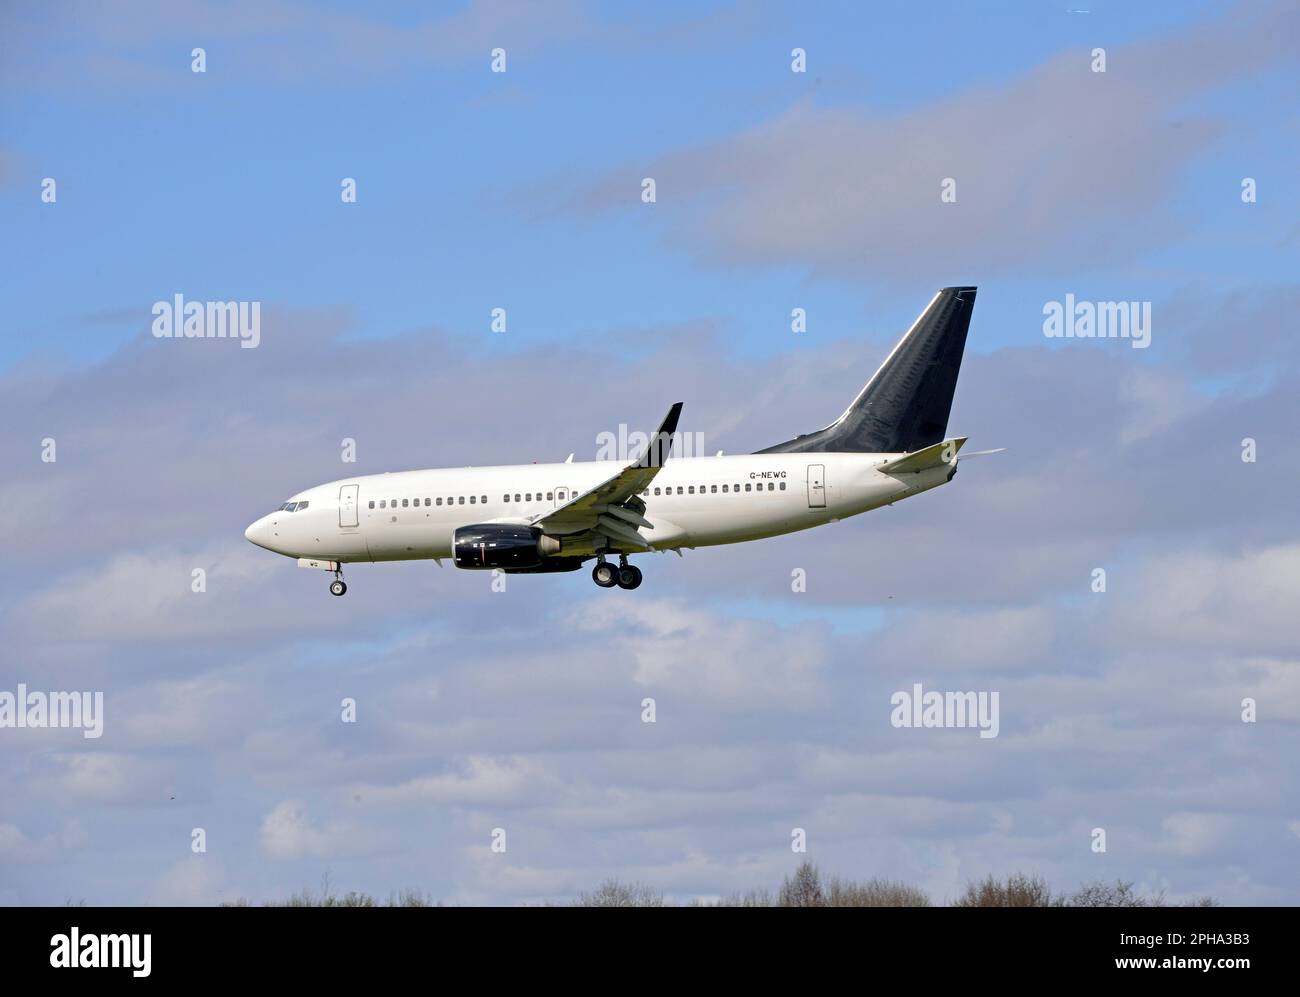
452;524;562;569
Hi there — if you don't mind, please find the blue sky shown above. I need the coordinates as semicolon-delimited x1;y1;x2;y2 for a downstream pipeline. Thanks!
1;1;1298;905
4;0;1294;371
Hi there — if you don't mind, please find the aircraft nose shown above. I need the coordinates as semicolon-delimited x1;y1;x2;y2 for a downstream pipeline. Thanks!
244;516;273;550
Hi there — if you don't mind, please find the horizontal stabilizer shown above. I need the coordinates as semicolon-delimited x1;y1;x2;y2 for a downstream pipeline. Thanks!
876;437;967;474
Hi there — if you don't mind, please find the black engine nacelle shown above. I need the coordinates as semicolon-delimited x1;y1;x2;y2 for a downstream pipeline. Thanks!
453;524;561;569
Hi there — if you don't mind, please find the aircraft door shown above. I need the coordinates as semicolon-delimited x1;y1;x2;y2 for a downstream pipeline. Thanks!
806;464;826;509
339;484;360;527
552;486;572;508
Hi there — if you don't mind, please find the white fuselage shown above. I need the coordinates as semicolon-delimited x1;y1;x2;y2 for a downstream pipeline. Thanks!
243;452;953;564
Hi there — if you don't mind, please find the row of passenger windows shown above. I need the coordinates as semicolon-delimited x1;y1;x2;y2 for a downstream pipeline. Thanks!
643;482;786;496
370;496;489;509
367;482;786;511
371;492;572;509
278;501;309;512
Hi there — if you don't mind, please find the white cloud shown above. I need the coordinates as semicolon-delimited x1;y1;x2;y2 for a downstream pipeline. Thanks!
1161;812;1235;857
571;597;829;709
552;4;1297;278
259;799;393;860
146;856;232;906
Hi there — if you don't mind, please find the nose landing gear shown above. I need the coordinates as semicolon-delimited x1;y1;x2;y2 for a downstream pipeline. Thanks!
329;567;347;597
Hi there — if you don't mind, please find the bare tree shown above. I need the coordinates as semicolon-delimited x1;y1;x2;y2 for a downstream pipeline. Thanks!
828;876;930;907
1065;880;1217;907
779;862;826;907
1067;880;1157;907
953;873;1057;907
574;879;665;907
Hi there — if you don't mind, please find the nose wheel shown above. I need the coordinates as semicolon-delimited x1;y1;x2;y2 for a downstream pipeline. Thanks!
329;568;347;597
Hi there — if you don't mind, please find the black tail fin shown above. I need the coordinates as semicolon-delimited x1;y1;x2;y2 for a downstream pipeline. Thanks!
756;286;976;455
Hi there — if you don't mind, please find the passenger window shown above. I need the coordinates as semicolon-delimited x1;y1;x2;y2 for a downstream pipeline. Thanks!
379;500;386;509
653;487;660;496
436;498;443;506
710;485;717;493
780;482;786;490
424;498;430;506
402;499;408;507
514;493;521;502
745;483;752;492
458;496;465;505
482;496;487;504
768;482;774;491
470;496;476;504
547;492;553;501
390;498;396;506
722;485;728;493
368;501;375;509
677;487;683;495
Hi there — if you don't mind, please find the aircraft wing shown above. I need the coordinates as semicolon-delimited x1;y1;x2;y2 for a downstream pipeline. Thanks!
529;403;682;549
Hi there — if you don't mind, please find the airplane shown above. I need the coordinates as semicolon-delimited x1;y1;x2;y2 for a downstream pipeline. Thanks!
244;286;991;594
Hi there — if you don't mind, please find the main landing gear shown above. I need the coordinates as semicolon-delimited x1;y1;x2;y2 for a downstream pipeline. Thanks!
329;567;347;597
592;554;642;590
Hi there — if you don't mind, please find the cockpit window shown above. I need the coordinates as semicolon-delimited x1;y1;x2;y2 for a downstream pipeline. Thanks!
296;501;308;511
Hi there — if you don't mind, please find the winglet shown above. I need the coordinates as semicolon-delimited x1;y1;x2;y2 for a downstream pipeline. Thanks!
637;402;683;469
